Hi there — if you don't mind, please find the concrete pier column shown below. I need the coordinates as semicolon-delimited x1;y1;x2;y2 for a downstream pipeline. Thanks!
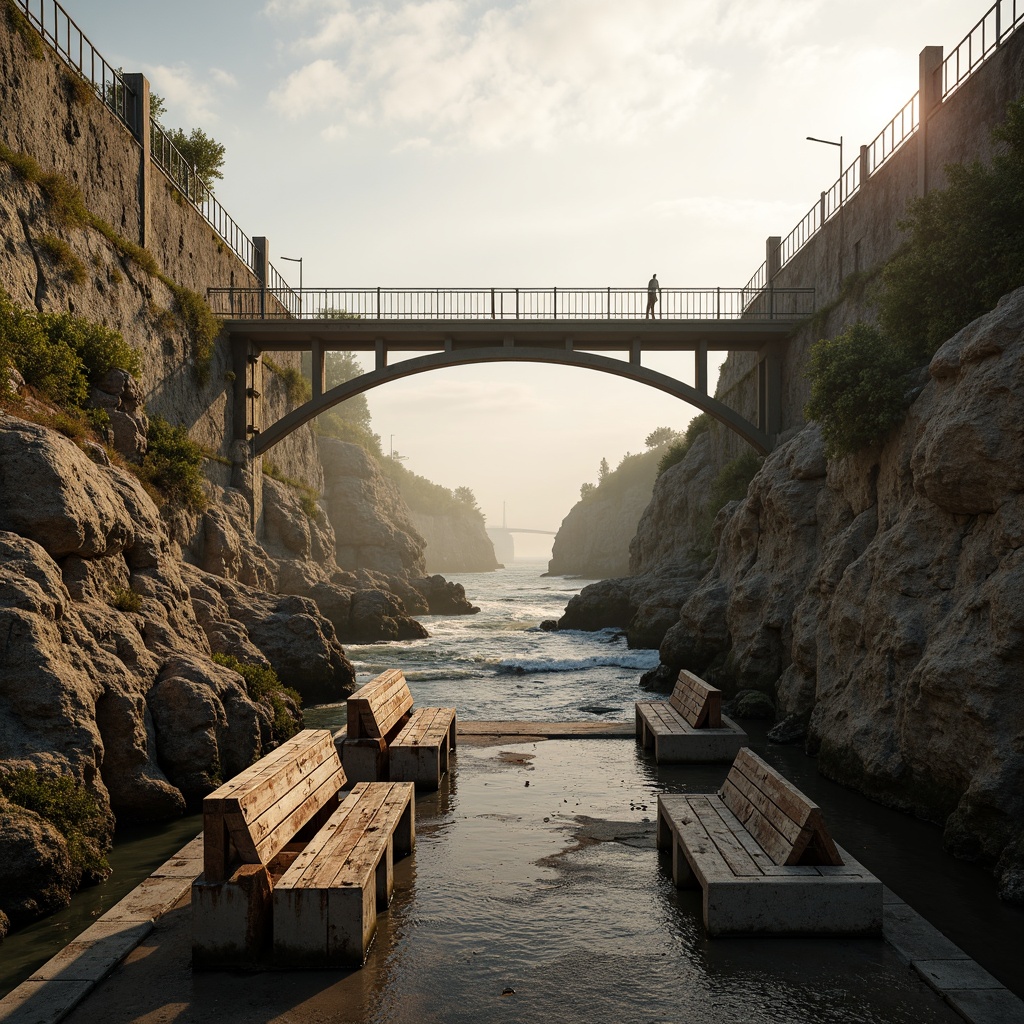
757;353;782;438
311;340;324;401
918;46;944;196
696;341;708;395
252;236;269;317
859;144;870;187
122;73;150;248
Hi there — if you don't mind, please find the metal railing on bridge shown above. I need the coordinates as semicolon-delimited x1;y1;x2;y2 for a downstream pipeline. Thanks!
207;286;815;321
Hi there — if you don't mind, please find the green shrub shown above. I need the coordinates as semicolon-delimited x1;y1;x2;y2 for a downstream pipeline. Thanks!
0;291;88;407
111;585;142;612
708;450;762;509
65;71;94;107
39;173;90;228
805;322;913;459
140;415;207;510
36;233;86;285
3;0;44;59
212;653;302;744
879;97;1024;364
170;286;220;384
657;413;711;477
39;310;142;383
264;356;310;404
0;768;110;878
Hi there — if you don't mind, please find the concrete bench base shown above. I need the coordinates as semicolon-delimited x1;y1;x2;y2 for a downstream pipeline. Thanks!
273;782;415;968
636;703;747;763
658;793;882;937
391;706;457;789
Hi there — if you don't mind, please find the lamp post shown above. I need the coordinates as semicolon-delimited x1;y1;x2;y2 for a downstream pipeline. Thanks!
281;255;302;317
806;135;844;283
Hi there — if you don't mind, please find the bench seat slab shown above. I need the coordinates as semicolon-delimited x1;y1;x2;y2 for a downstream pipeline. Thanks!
636;703;748;764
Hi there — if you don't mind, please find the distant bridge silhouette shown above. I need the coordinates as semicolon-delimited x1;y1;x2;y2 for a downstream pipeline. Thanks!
212;285;814;459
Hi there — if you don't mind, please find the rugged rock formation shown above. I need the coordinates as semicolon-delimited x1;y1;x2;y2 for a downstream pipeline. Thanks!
642;289;1024;902
410;509;499;573
557;561;703;648
549;449;663;578
321;439;427;575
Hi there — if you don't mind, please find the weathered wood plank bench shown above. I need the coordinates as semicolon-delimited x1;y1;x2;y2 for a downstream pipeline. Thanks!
657;747;882;936
191;729;414;968
635;669;747;763
340;669;456;789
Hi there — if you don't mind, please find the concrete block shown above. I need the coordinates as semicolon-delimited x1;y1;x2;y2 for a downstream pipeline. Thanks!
273;869;378;968
390;742;443;789
944;987;1024;1024
191;864;273;969
703;875;882;937
914;959;1004;991
883;902;971;962
0;978;93;1024
27;921;153;982
341;737;387;783
100;874;193;924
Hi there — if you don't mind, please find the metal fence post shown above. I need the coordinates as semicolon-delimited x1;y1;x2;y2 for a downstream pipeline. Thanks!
376;286;381;319
515;288;519;319
553;286;557;319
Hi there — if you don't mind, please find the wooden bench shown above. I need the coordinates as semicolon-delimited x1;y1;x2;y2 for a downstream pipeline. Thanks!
635;669;747;763
191;729;414;968
657;747;881;936
340;669;456;789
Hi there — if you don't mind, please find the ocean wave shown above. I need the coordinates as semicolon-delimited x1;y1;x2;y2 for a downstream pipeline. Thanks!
494;652;660;675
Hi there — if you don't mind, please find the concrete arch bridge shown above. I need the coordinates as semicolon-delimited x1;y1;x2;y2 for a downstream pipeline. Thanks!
210;285;814;460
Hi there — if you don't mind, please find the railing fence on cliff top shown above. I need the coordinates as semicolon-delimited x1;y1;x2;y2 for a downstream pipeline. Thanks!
10;0;291;295
744;0;1024;296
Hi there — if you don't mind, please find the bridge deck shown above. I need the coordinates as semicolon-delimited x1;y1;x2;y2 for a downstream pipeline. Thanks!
223;317;803;354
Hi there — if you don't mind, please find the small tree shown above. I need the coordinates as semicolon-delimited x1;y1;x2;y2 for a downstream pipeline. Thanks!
453;486;478;509
598;457;609;481
644;426;677;448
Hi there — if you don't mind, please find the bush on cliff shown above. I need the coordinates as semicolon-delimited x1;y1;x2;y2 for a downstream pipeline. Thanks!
879;97;1024;363
657;413;711;477
0;769;110;883
140;415;208;510
805;323;913;458
0;290;141;408
807;98;1024;459
212;654;302;744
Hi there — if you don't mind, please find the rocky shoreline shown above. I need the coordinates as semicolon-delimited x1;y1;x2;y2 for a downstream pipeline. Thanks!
0;400;478;940
552;289;1024;903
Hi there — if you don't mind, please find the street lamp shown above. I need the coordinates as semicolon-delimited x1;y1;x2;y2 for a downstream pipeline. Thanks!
280;255;302;317
806;135;844;281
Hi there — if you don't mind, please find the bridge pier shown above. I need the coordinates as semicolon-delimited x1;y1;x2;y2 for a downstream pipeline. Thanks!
232;336;263;532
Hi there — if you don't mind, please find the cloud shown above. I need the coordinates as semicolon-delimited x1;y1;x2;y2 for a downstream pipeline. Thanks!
262;0;836;150
145;63;237;126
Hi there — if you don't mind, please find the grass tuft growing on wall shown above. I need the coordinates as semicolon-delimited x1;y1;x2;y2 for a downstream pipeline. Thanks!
36;233;87;285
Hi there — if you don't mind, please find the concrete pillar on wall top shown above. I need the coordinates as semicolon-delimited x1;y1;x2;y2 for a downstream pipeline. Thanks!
122;73;150;248
766;236;782;282
918;45;944;196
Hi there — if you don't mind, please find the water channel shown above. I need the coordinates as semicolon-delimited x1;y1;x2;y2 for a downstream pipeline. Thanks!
2;561;1022;1007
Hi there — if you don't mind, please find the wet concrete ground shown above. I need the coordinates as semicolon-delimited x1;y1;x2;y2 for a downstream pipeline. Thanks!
49;738;973;1024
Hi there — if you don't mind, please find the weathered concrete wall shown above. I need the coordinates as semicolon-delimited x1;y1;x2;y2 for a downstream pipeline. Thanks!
0;11;319;495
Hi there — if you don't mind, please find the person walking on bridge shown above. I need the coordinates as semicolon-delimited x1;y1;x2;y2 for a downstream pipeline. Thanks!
646;273;661;319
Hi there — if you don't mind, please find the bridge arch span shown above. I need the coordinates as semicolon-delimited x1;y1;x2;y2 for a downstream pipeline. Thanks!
250;347;772;457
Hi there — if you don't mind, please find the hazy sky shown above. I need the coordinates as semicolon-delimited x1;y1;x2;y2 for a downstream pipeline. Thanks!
74;0;982;559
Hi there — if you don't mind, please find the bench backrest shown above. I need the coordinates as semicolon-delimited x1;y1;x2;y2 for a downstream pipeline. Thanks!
347;668;414;740
719;747;843;867
669;670;722;729
202;729;345;882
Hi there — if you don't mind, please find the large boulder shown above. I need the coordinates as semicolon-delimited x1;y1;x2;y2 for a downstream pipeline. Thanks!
0;804;75;927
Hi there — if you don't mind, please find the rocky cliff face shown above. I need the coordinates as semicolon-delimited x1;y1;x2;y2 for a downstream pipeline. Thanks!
410;508;499;573
549;449;665;578
634;290;1024;901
